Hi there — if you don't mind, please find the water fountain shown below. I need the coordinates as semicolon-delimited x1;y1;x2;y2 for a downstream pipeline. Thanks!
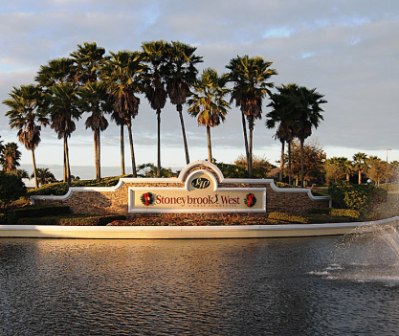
312;221;399;286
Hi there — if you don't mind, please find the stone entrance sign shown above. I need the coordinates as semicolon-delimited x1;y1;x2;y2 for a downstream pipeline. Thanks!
31;161;330;216
129;169;266;213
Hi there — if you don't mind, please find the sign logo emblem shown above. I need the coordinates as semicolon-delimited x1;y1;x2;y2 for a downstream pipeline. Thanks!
191;177;210;189
244;193;257;207
140;192;155;206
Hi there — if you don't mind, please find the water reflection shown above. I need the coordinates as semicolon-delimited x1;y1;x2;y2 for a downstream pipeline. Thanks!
1;238;399;335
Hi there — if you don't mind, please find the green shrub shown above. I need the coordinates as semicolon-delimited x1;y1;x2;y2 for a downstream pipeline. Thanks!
328;182;387;214
11;205;71;220
0;173;26;209
27;182;69;196
267;211;309;224
17;214;126;226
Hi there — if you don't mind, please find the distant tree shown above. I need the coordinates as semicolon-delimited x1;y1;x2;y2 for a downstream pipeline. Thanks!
137;163;176;177
288;141;326;186
31;168;56;186
324;157;348;184
234;155;273;179
367;156;391;187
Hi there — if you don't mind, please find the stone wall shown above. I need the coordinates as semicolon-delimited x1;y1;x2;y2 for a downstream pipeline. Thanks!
31;161;330;217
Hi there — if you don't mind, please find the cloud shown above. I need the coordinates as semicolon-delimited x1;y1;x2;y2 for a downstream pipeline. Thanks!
1;0;398;170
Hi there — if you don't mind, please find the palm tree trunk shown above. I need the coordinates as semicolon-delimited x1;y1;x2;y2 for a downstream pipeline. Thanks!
120;125;125;176
241;112;250;175
63;143;67;182
206;125;213;162
358;170;362;185
279;140;285;182
177;104;190;164
31;149;38;189
64;135;71;186
248;116;254;178
127;124;137;177
288;140;292;185
300;138;305;187
157;109;161;177
94;129;101;180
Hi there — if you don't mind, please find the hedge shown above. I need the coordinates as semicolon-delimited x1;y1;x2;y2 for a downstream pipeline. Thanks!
16;215;126;226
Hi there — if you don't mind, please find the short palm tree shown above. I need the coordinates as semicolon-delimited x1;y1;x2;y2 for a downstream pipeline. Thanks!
226;55;277;177
164;41;203;164
188;68;230;162
31;168;56;186
141;40;168;176
3;85;49;188
1;142;21;173
101;51;143;177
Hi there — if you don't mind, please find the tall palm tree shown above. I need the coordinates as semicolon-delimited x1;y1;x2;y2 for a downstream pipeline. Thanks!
266;86;297;183
293;86;326;186
141;40;168;176
353;152;368;185
110;109;126;175
226;55;277;177
3;85;49;188
188;68;230;162
77;82;111;179
43;83;80;185
71;42;109;180
101;51;143;177
2;142;21;173
164;41;203;164
36;57;77;184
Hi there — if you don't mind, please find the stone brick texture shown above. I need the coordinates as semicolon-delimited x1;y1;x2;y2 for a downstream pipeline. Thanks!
34;179;329;218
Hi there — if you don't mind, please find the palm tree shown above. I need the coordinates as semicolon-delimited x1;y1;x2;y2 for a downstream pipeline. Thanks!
226;55;277;177
164;41;203;164
188;68;230;162
78;82;111;179
353;152;368;185
293;86;326;186
31;168;56;186
43;83;81;185
36;57;77;184
101;51;143;177
71;42;109;180
3;85;49;188
2;143;21;173
266;86;297;183
110;109;126;176
141;40;168;176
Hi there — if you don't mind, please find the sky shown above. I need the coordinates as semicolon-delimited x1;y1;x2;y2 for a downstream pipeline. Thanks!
1;0;398;179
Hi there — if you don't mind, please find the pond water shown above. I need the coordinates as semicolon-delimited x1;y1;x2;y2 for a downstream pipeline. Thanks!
1;229;399;335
